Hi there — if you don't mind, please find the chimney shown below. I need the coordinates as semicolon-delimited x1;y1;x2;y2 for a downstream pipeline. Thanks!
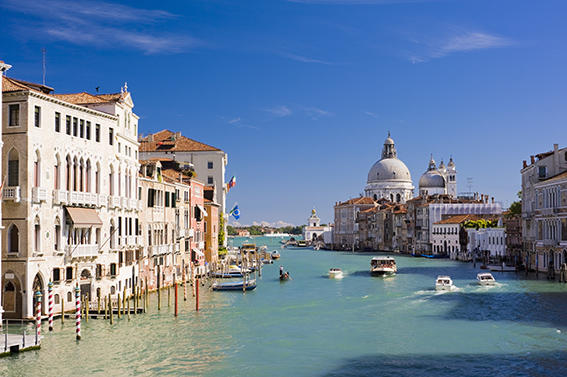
554;143;559;152
523;160;527;168
530;155;535;164
148;134;154;142
176;131;181;139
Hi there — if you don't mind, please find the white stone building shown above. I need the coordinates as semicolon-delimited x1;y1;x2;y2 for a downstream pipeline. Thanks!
2;77;140;319
0;60;11;323
521;144;567;273
466;227;506;259
364;133;414;203
303;208;332;241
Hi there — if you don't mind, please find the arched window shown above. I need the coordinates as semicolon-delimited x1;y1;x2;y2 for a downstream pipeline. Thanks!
54;217;61;252
33;150;41;187
8;148;19;186
109;165;114;196
373;194;377;201
67;292;72;302
8;224;19;254
54;154;61;190
79;158;85;192
95;162;101;194
54;294;60;305
86;159;92;193
390;194;394;202
34;216;41;252
396;193;401;203
66;155;72;191
73;157;78;191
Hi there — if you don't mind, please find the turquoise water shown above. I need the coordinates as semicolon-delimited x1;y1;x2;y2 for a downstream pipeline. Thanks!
3;236;567;376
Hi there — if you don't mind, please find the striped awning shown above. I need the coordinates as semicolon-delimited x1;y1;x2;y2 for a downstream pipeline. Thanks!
65;207;103;227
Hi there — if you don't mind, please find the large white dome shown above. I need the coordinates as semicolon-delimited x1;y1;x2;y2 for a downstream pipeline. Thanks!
419;170;445;188
367;158;412;183
364;133;414;203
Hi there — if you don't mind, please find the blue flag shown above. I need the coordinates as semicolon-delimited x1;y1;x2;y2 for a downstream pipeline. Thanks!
229;205;240;220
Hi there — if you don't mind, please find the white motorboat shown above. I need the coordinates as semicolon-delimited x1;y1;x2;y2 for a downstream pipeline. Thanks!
370;256;397;276
435;275;456;291
329;268;344;279
476;272;496;286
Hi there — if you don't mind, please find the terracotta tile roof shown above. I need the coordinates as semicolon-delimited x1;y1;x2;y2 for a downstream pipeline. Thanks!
336;197;376;207
140;129;220;152
2;77;53;94
434;214;498;225
540;170;567;183
51;91;126;105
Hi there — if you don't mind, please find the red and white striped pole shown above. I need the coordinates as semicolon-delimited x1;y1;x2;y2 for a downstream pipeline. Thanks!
48;281;54;331
35;290;42;340
75;286;81;340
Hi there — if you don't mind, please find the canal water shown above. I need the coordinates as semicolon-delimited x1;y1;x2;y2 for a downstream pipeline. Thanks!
3;236;567;376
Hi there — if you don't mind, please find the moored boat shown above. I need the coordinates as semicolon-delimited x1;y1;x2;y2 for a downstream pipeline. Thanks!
487;264;516;272
476;272;496;286
212;279;257;291
271;251;281;260
435;275;456;291
329;268;343;279
370;256;397;276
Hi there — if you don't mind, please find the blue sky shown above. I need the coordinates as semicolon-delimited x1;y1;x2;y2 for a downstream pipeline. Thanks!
1;0;565;226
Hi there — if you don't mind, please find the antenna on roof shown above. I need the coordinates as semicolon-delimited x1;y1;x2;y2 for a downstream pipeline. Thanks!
96;86;100;93
42;48;46;86
466;177;473;193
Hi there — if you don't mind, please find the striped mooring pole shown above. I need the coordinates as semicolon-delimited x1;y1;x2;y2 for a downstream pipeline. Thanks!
48;281;54;331
35;290;42;341
75;286;81;340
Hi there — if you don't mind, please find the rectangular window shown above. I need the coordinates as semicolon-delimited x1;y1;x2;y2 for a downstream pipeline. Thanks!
207;176;213;185
66;266;73;281
73;117;78;136
118;217;122;237
96;264;102;280
55;225;61;251
8;159;19;186
86;121;91;140
539;166;547;179
53;268;61;283
95;124;100;142
207;161;213;169
8;104;19;127
172;192;176;208
80;119;85;138
55;112;61;132
165;192;170;207
109;127;114;145
66;115;71;134
34;106;41;127
562;219;567;241
110;263;117;277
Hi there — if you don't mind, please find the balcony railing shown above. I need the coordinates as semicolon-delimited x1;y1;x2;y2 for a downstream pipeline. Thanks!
66;244;99;258
3;186;21;202
53;189;68;204
108;195;120;209
31;187;48;203
121;197;129;208
97;194;107;207
129;198;139;211
150;244;172;256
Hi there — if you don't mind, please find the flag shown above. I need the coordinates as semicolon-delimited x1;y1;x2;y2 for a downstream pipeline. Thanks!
229;204;240;220
227;176;236;191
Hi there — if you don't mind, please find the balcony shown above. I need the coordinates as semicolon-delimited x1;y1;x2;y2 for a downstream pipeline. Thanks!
150;244;171;256
125;235;138;246
152;207;164;221
121;197;129;209
108;195;120;209
66;244;99;259
97;194;107;207
129;198;139;211
3;186;21;202
30;187;48;203
53;189;68;204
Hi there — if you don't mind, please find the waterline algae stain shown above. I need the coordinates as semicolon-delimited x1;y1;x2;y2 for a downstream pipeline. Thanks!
2;237;567;377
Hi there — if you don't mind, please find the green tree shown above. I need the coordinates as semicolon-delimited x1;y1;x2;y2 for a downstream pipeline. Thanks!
509;201;521;215
218;212;226;247
227;225;237;236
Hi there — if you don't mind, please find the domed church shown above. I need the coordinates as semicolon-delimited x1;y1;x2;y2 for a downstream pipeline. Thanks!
418;155;457;198
364;133;414;203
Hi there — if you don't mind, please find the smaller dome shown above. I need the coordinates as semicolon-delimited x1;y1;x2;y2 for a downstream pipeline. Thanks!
448;157;456;169
419;170;446;188
384;137;394;145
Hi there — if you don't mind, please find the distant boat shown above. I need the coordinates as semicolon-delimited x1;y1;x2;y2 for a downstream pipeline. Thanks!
487;264;516;272
329;268;343;279
476;272;496;286
271;251;281;260
296;240;308;247
212;279;256;291
435;275;456;291
280;272;290;281
421;254;448;259
370;256;397;276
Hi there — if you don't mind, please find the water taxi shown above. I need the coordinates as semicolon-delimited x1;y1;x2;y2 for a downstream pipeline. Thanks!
476;272;496;286
296;240;308;247
329;268;343;279
370;256;397;276
435;275;456;291
212;279;257;291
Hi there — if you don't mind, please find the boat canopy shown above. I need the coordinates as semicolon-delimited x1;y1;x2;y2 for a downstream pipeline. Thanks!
371;256;395;261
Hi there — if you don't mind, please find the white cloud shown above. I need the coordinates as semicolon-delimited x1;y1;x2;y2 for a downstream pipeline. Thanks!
2;0;199;54
288;0;432;4
279;52;333;65
364;111;378;118
228;117;241;124
409;31;513;63
266;105;292;117
304;106;333;120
